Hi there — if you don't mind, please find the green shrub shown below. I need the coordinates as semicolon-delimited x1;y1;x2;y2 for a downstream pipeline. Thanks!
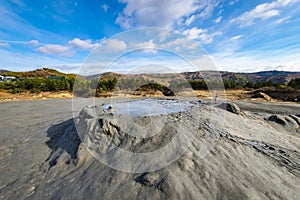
188;80;207;90
31;88;41;94
137;82;174;96
12;88;24;94
288;78;300;89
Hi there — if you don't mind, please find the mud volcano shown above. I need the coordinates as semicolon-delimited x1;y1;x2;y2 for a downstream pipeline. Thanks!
75;99;202;172
64;98;299;199
1;99;299;199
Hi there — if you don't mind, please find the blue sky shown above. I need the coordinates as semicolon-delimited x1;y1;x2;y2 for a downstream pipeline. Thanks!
0;0;300;73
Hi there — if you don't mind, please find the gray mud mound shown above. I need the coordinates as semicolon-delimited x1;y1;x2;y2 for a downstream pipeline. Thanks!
1;99;299;200
36;100;299;200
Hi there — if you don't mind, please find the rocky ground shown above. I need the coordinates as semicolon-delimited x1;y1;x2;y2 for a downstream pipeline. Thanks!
0;98;299;199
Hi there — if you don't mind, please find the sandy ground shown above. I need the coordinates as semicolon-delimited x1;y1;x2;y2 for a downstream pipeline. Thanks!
0;89;257;102
0;98;299;199
0;91;73;102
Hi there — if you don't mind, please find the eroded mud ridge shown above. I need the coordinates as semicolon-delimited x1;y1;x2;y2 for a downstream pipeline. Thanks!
0;99;300;199
217;126;300;176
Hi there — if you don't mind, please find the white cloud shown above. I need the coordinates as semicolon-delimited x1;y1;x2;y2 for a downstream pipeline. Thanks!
230;35;243;40
229;0;239;6
0;47;82;72
196;0;217;19
261;9;280;19
191;55;216;70
101;4;109;12
185;15;196;26
37;44;72;56
183;27;206;40
214;16;222;23
212;49;300;72
101;39;127;52
132;40;157;53
134;40;156;49
116;0;216;29
37;37;110;56
218;9;224;15
231;0;298;27
0;43;10;48
28;40;39;46
183;27;222;44
68;38;101;50
273;16;291;24
0;39;40;46
161;37;199;51
158;30;170;42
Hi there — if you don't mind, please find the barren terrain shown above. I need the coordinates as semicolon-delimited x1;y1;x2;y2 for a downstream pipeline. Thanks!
0;98;299;199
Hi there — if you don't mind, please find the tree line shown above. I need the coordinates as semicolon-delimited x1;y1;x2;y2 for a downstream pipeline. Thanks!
288;78;300;89
73;78;175;97
0;77;75;94
1;76;299;96
187;79;296;90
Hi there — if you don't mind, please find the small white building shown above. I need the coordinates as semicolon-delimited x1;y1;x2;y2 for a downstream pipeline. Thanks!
0;76;16;82
3;76;16;81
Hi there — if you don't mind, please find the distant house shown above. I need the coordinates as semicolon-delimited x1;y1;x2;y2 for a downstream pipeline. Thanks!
47;75;65;80
0;76;17;82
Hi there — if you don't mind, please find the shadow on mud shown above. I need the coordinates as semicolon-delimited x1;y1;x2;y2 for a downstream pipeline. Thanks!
45;118;81;167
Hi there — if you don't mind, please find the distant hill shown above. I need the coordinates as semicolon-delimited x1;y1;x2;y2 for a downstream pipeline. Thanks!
0;68;76;78
236;71;300;83
87;70;300;84
84;72;123;80
1;68;299;83
0;69;11;74
182;70;300;83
